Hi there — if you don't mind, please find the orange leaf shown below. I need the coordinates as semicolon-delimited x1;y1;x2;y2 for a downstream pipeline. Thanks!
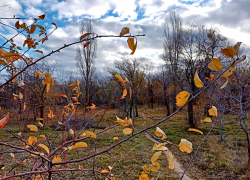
51;22;57;28
15;21;20;29
34;50;43;54
113;137;119;140
119;27;129;37
52;155;62;167
84;42;91;48
29;24;36;34
100;169;109;174
60;94;68;98
80;33;91;40
0;112;9;128
188;128;203;135
221;46;236;58
38;14;46;20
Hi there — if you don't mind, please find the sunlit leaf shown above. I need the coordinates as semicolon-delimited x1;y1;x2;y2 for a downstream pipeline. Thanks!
114;74;125;87
178;139;192;153
0;112;9;128
208;106;217;117
127;38;137;55
194;69;204;88
222;64;235;77
100;169;109;174
34;50;43;54
221;46;236;58
151;151;162;169
122;128;133;135
208;58;222;71
200;117;212;123
35;70;44;78
69;142;88;150
52;155;62;167
154;127;167;139
60;94;68;98
113;136;119;140
29;24;36;34
38;122;43;128
169;152;174;169
38;144;50;154
80;131;97;139
27;136;38;145
153;143;168;151
39;135;46;141
176;91;190;107
120;89;127;99
48;110;55;119
188;128;203;135
119;27;129;37
139;172;149;180
27;125;38;132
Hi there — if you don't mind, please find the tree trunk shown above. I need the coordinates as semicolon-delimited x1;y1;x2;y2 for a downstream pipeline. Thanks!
240;116;250;165
188;99;194;127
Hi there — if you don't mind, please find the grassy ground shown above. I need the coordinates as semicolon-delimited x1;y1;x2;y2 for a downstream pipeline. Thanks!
0;105;250;179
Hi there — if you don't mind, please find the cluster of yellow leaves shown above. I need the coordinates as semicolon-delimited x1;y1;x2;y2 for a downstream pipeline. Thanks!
116;116;133;135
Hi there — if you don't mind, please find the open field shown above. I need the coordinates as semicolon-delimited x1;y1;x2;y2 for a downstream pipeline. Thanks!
1;105;250;179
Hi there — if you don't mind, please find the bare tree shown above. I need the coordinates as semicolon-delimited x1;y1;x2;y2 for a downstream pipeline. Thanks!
76;19;97;109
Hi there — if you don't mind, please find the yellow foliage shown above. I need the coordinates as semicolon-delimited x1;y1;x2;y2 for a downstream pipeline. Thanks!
178;139;192;153
176;91;190;107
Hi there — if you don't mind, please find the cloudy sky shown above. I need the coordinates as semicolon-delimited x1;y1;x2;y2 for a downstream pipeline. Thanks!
0;0;249;77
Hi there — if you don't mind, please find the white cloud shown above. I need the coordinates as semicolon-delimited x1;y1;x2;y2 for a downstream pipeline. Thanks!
25;6;43;17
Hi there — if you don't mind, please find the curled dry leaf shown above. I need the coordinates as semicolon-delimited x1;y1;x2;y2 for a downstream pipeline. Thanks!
38;122;43;128
51;22;57;28
39;135;46;141
0;112;9;128
127;38;137;55
113;136;119;140
200;117;212;123
208;106;217;117
151;151;162;169
220;77;229;89
119;27;129;37
114;74;125;87
27;125;38;132
122;128;133;135
153;143;168;151
208;58;222;71
34;50;43;54
60;94;68;98
194;69;204;88
188;128;203;135
178;139;192;153
169;152;174;170
176;91;190;107
52;155;62;167
100;169;109;174
38;144;50;154
222;64;235;77
116;116;132;127
236;55;246;64
154;127;167;139
18;80;25;87
84;42;91;48
38;14;46;20
120;89;127;99
205;74;214;81
35;70;44;78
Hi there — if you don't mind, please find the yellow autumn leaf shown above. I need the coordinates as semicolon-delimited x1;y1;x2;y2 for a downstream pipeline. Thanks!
38;144;50;154
38;122;43;128
176;91;190;107
27;136;38;145
200;117;212;123
122;128;133;135
153;143;168;151
46;83;50;93
208;106;217;117
52;155;62;167
113;136;119;140
222;64;235;77
100;169;109;173
205;74;214;81
35;70;44;78
69;142;88;151
27;125;38;132
220;77;228;89
116;116;132;127
221;46;236;58
169;152;174;169
38;14;46;20
120;89;127;99
19;92;23;99
18;132;22;136
114;74;125;86
194;69;204;88
23;102;26;111
39;135;46;141
139;172;149;180
119;27;129;37
178;139;192;153
208;58;222;71
151;151;162;169
154;127;167;139
188;128;203;135
48;110;55;119
80;131;97;139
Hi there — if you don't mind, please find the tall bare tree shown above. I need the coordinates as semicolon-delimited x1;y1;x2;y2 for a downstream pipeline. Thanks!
76;19;97;109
